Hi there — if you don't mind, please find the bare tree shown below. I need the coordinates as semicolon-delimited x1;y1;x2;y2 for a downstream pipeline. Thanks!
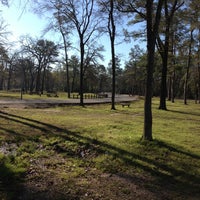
45;3;73;98
118;0;163;140
107;0;116;110
47;0;99;106
98;0;124;110
58;22;71;98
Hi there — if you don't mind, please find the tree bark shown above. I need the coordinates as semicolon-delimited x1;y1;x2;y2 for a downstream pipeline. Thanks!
62;34;70;99
143;0;163;140
198;63;200;103
143;0;154;141
184;29;193;105
79;38;84;106
159;52;168;110
109;0;116;110
35;67;41;93
41;67;46;94
7;63;12;91
171;69;175;103
168;76;171;101
197;35;200;104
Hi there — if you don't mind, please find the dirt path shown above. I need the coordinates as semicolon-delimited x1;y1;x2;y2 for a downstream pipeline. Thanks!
0;95;138;108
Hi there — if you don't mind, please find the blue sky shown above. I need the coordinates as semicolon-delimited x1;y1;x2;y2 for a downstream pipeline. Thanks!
1;0;143;67
1;1;49;43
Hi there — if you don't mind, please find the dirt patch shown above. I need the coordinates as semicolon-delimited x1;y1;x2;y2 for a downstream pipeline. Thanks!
19;155;160;200
0;141;160;200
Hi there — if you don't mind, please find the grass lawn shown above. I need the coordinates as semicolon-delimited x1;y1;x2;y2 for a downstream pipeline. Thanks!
0;91;69;100
0;97;199;199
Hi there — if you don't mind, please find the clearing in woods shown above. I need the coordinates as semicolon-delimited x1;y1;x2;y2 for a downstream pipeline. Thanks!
0;95;199;199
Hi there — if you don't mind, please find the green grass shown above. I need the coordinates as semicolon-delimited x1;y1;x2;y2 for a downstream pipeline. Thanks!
0;98;199;199
0;90;69;100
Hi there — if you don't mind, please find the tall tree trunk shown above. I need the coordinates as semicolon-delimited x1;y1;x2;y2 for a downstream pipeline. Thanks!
62;36;70;98
198;63;200;103
143;45;154;140
171;69;175;103
65;53;70;98
171;33;176;103
7;64;12;91
71;66;77;93
79;38;84;106
159;0;170;110
158;0;182;109
29;71;35;93
159;51;168;110
184;29;193;105
35;68;41;93
198;34;200;104
168;76;171;101
109;0;116;110
41;67;46;94
111;41;116;110
24;71;28;93
0;76;3;90
143;0;154;141
143;0;163;140
60;24;70;98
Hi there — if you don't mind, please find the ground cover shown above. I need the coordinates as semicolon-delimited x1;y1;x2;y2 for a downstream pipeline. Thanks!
0;98;199;199
0;91;69;100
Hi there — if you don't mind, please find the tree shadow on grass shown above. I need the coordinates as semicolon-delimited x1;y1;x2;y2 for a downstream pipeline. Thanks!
0;156;25;200
168;109;200;117
0;111;200;199
153;139;200;159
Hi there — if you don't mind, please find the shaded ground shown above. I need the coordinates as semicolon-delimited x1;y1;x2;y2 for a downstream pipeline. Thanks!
1;139;199;200
1;141;189;200
19;155;161;200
